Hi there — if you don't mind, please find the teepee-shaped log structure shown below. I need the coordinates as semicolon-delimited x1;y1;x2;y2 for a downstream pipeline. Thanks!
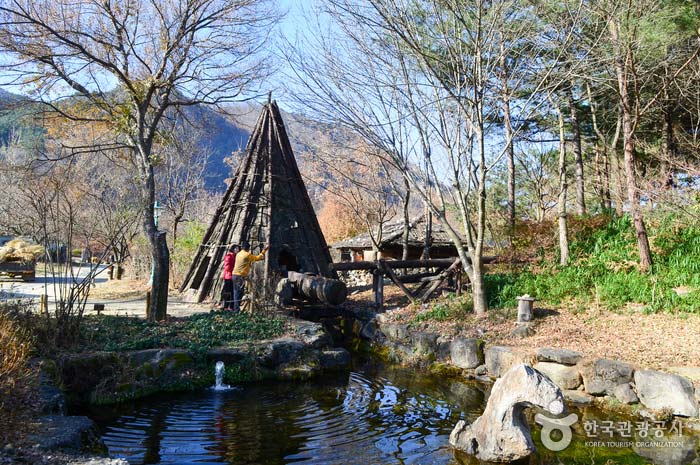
180;100;335;303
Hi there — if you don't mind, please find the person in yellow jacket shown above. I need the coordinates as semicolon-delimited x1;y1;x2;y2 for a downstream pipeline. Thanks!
231;240;269;312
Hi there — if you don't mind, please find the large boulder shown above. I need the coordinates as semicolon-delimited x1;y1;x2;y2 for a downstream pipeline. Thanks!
578;358;634;395
450;338;484;369
562;390;594;405
485;346;532;378
29;415;102;452
411;331;439;358
379;322;410;342
634;438;698;465
449;364;565;462
294;322;332;349
319;348;351;370
534;362;581;390
536;348;583;366
634;370;699;417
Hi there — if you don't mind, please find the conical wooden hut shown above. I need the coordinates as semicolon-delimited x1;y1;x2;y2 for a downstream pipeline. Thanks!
180;101;335;303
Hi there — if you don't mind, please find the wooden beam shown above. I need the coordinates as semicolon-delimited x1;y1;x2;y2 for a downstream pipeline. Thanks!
420;258;462;302
330;256;494;271
378;260;415;301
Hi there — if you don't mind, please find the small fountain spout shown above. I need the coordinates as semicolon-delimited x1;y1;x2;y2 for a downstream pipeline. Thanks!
212;361;233;391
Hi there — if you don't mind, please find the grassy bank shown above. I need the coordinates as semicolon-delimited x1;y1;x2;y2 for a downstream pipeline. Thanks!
486;214;700;313
80;311;288;354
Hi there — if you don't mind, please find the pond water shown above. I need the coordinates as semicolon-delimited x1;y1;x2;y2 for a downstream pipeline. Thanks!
89;359;699;465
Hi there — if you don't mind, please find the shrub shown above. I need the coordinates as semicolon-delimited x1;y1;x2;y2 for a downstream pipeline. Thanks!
0;305;36;442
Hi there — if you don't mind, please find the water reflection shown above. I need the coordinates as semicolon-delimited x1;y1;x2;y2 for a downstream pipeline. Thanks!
90;360;699;465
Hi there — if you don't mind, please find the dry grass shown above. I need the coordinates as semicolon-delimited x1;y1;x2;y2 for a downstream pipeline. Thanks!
89;278;150;300
0;309;36;443
0;240;44;263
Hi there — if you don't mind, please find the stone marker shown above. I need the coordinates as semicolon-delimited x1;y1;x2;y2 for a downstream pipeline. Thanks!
449;364;565;462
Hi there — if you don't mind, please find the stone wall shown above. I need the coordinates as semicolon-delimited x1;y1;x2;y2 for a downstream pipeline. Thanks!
366;312;700;421
56;320;350;407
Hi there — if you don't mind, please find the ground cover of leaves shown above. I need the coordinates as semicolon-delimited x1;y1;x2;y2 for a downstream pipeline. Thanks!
350;285;700;370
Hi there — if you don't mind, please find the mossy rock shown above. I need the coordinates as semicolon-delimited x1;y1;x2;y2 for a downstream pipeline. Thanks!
429;363;464;378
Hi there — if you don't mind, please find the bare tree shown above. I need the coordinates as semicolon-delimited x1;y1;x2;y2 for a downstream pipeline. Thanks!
288;0;587;315
0;0;278;320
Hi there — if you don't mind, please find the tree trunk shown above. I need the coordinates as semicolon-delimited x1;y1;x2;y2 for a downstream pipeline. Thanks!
661;104;675;189
142;167;169;321
612;36;653;270
569;84;586;216
500;47;516;235
552;97;569;266
401;178;410;262
421;203;432;260
602;146;612;210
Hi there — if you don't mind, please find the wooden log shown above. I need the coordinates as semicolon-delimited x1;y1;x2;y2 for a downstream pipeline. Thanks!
395;271;437;284
378;260;415;301
332;258;454;272
331;256;494;272
420;258;462;303
287;271;347;305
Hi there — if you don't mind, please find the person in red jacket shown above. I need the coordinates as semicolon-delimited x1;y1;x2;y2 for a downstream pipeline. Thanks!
221;244;239;310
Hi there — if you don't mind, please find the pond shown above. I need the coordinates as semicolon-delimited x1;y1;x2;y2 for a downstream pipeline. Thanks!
88;359;699;465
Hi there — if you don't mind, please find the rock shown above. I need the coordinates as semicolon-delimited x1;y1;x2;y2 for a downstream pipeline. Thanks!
206;347;248;365
669;366;700;384
411;331;438;357
319;348;351;370
562;390;594;405
578;358;634;396
29;416;103;452
536;348;583;366
613;383;639;404
510;323;535;338
38;384;66;415
534;362;581;390
295;322;331;349
435;336;452;361
379;322;409;342
634;370;699;417
258;339;305;367
449;364;565;462
485;346;532;378
58;352;121;397
634;438;698;465
358;320;377;340
450;338;484;369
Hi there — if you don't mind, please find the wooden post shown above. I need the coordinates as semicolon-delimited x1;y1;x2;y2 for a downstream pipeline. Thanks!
39;294;48;316
145;291;151;320
373;269;384;310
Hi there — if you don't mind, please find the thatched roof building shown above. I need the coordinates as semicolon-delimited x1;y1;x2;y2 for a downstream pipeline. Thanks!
332;215;464;261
